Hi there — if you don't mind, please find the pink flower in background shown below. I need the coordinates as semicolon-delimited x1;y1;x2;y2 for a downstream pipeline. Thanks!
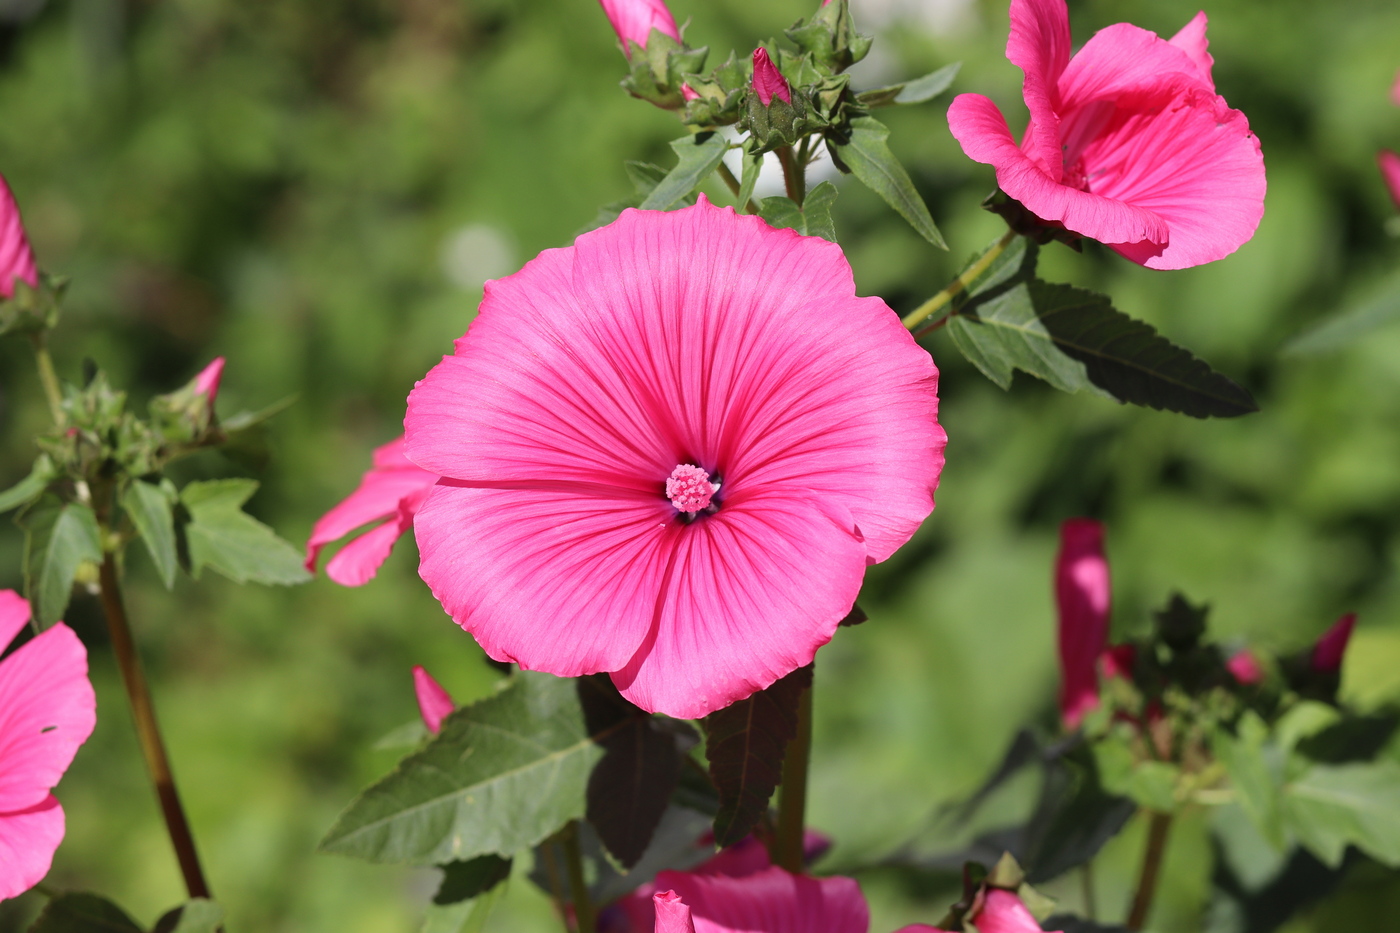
0;176;37;300
1391;69;1400;107
193;357;225;411
598;0;679;55
412;666;454;734
0;590;97;901
751;49;792;106
1056;518;1111;730
1310;613;1356;674
1379;151;1400;210
405;198;944;719
947;0;1265;269
305;436;439;587
1227;648;1264;685
652;866;868;933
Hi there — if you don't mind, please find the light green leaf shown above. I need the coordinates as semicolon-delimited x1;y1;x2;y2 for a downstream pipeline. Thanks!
737;149;762;214
640;132;729;211
21;499;103;629
27;892;143;933
802;182;839;242
181;479;311;585
1282;271;1400;357
1283;760;1400;867
834;116;945;248
857;62;961;107
152;899;224;933
756;196;805;234
1214;713;1286;850
123;479;178;589
374;719;431;751
0;454;56;513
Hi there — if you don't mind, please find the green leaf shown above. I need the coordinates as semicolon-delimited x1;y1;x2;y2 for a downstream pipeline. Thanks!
421;884;506;933
737;149;762;214
833;116;945;248
21;499;103;629
434;855;512;905
320;672;629;865
640;132;729;211
123;479;178;589
0;454;56;513
1282;271;1400;357
1214;713;1286;850
591;804;714;903
1020;748;1135;883
1283;760;1400;867
802;182;839;242
702;664;811;847
151;899;224;933
857;62;961;107
373;718;431;751
757;196;805;234
27;893;143;933
180;479;311;585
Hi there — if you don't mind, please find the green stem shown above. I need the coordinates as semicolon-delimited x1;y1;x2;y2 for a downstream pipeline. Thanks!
538;837;570;931
97;553;212;900
716;162;759;215
560;820;596;933
1126;811;1172;931
902;229;1017;331
774;678;813;873
1081;859;1097;921
29;333;63;425
775;145;805;206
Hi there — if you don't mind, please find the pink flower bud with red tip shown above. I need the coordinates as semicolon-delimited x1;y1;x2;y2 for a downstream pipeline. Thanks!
681;84;701;102
1056;518;1110;730
1380;151;1400;210
412;665;455;734
0;175;38;300
192;357;225;411
1310;613;1356;674
597;0;679;56
1227;648;1264;685
751;49;792;106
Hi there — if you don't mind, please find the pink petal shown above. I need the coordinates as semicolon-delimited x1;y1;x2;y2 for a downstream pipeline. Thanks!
654;891;698;933
0;175;37;300
653;866;868;933
0;624;96;813
1056;519;1110;731
892;928;951;933
1380;150;1400;210
598;0;679;53
977;890;1057;933
193;357;225;406
1100;643;1135;681
1227;649;1264;686
0;794;64;901
1057;23;1213;116
752;49;792;107
1391;70;1400;108
322;490;425;586
1006;0;1072;178
0;589;31;652
1167;12;1215;87
412;665;455;734
947;94;1169;249
1310;613;1356;674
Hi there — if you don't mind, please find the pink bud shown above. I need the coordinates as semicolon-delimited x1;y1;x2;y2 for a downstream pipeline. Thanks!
751;49;792;107
1056;519;1110;730
1381;151;1400;211
412;665;455;734
653;890;697;933
193;357;225;408
975;890;1050;933
1100;644;1135;681
0;175;38;300
681;83;701;102
597;0;679;57
1226;649;1264;685
1310;613;1356;674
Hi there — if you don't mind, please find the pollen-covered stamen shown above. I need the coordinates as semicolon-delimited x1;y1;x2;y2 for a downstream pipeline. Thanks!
666;464;719;513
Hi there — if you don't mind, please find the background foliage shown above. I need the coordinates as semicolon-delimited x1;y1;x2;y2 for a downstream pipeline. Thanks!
0;0;1399;929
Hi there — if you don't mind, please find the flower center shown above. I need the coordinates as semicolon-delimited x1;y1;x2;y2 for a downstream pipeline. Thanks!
666;463;719;514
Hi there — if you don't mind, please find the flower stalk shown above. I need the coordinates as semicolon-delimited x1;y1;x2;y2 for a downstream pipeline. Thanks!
1125;811;1172;931
560;820;596;933
773;678;813;873
29;333;63;425
903;229;1017;332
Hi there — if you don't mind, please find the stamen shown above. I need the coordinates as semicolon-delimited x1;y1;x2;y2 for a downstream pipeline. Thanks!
666;464;719;514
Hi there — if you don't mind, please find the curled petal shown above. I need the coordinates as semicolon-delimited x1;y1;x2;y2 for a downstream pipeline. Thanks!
412;665;455;734
1006;0;1072;177
978;890;1058;933
1056;519;1110;730
0;795;64;901
598;0;679;53
1167;11;1215;87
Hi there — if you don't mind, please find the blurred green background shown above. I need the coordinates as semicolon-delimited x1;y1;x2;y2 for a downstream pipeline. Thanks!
0;0;1399;929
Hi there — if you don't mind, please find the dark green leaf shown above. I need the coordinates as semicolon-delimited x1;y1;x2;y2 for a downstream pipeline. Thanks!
802;182;839;242
640;132;729;211
1039;916;1128;933
151;899;223;933
1282;272;1400;357
591;805;714;903
122;479;178;589
27;893;143;933
0;455;56;513
1283;760;1400;867
857;62;961;107
833;116;945;248
702;664;812;847
320;672;628;865
434;855;512;905
1021;748;1135;883
180;479;311;585
21;498;103;628
946;278;1097;396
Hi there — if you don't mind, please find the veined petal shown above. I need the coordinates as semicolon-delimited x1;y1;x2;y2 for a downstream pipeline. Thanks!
0;590;31;653
654;891;698;933
653;866;868;933
1167;11;1215;88
1057;23;1213;115
1007;0;1072;178
306;437;437;573
0;176;37;300
598;0;679;52
0;795;64;901
0;624;95;812
323;499;418;587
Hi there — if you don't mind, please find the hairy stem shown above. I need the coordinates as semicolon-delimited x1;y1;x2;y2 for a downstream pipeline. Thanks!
902;229;1018;331
1081;860;1097;921
560;820;596;933
716;162;759;215
97;554;211;900
1126;811;1172;931
774;679;813;873
775;145;805;206
29;333;63;425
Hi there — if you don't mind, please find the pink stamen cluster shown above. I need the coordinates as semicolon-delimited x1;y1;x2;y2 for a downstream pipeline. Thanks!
666;464;718;513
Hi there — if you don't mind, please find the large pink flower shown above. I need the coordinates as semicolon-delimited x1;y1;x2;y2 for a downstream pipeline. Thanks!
305;436;438;587
0;591;97;900
0;175;37;299
947;0;1265;270
404;197;944;719
1056;518;1110;730
598;0;679;55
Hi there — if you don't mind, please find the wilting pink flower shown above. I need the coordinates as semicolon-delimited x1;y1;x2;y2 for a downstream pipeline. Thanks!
653;866;868;933
412;665;454;734
1380;151;1400;210
305;436;439;587
0;176;37;300
598;0;679;55
1056;518;1110;730
193;357;225;411
0;591;97;900
1227;648;1264;685
751;49;793;106
947;0;1265;270
404;197;944;719
1310;613;1356;674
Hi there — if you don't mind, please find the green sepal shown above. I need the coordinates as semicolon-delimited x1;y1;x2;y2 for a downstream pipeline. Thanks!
784;0;872;73
0;454;57;514
680;52;748;128
0;272;66;339
621;29;708;110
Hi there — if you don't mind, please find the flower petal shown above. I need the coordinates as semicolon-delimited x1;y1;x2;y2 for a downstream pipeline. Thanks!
306;437;437;574
1057;23;1213;114
0;175;37;300
412;665;455;734
1167;11;1215;88
0;624;95;813
1311;613;1356;674
653;891;698;933
0;589;31;653
654;866;869;933
977;890;1056;933
598;0;679;52
323;490;425;586
1380;150;1400;210
0;795;64;901
1006;0;1072;178
1056;519;1110;731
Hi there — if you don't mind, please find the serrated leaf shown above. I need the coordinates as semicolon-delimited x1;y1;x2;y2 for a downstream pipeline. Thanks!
1282;271;1400;357
640;132;729;211
802;182;839;242
21;499;103;628
1283;760;1400;867
624;161;668;197
0;455;56;513
833;116;945;248
858;62;961;107
946;279;1097;395
123;480;178;588
702;664;812;847
180;479;311;585
27;893;143;933
151;899;224;933
321;673;629;865
434;855;512;905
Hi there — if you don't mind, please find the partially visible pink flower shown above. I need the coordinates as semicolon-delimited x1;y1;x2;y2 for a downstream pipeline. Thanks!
1379;151;1400;211
1391;70;1400;107
751;49;793;106
681;84;701;102
1310;613;1356;674
975;890;1056;933
0;590;97;901
0;176;37;300
947;1;1265;270
305;436;439;587
1100;643;1134;681
654;891;697;933
1056;518;1110;730
653;866;868;933
404;197;944;719
598;0;679;56
193;357;225;411
1227;649;1264;685
412;665;455;734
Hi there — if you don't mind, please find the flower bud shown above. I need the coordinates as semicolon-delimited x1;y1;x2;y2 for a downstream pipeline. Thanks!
1310;613;1356;674
412;665;455;734
1226;649;1264;685
0;175;38;300
597;0;679;57
750;49;792;106
1056;518;1110;730
193;356;225;410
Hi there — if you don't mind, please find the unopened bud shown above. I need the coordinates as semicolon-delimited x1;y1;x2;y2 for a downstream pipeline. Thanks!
1310;613;1356;674
412;665;455;734
0;175;38;300
598;0;679;57
750;49;791;106
193;357;225;410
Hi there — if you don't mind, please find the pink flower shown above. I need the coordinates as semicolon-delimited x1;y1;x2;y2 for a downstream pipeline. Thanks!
305;436;439;587
1226;648;1264;685
973;890;1055;933
652;866;868;933
1310;613;1356;674
1380;150;1400;210
193;357;225;411
0;175;37;300
1056;518;1110;730
412;665;454;734
598;0;679;55
751;50;793;107
1391;70;1400;107
654;890;697;933
404;197;945;719
1100;643;1134;681
947;0;1265;270
0;590;97;900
